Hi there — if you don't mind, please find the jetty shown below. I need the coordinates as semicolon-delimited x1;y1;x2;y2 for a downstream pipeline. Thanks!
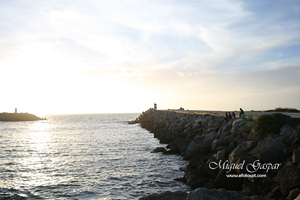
134;109;300;200
0;112;46;121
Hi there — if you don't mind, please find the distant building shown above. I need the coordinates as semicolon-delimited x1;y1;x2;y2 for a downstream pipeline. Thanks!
154;103;157;110
15;108;17;113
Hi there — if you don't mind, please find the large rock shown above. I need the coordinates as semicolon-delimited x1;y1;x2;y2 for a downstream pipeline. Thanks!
185;141;199;159
283;126;300;146
228;144;249;163
151;147;167;153
198;137;214;154
287;188;300;200
293;148;300;164
275;161;300;196
187;187;268;200
214;169;244;190
250;136;287;163
139;191;187;200
280;124;295;137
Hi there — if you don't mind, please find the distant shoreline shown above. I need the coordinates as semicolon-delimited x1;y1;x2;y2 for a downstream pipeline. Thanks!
0;113;46;121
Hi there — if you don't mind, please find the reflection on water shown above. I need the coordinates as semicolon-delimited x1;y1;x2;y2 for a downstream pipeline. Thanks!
0;114;188;199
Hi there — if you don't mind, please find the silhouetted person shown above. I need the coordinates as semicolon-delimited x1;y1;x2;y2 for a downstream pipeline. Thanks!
228;112;232;119
232;112;236;119
240;108;244;118
225;112;229;120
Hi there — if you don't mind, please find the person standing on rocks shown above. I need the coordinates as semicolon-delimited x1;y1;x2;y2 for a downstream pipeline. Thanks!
232;112;236;119
225;112;229;121
240;108;244;118
228;112;232;119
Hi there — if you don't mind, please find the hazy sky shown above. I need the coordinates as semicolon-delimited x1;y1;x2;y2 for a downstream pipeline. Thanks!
1;0;300;115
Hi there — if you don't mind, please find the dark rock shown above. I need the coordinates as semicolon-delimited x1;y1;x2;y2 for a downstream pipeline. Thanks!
139;191;187;200
198;137;214;154
245;178;276;197
280;124;295;137
151;147;167;153
214;169;244;190
264;185;281;199
241;140;257;150
174;177;186;183
250;136;288;163
187;187;269;200
216;149;226;160
184;165;206;186
248;130;264;142
223;134;234;145
287;188;300;200
190;177;209;189
293;148;300;164
235;156;256;174
228;144;249;163
211;139;221;152
185;141;199;159
275;161;300;196
186;158;204;169
283;126;300;146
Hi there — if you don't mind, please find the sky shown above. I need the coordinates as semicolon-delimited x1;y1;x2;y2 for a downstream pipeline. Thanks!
0;0;300;115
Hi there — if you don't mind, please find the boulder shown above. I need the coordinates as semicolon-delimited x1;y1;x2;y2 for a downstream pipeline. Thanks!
280;124;295;137
216;149;226;160
235;156;256;174
283;126;300;146
293;148;300;164
139;191;187;200
250;136;287;163
228;144;249;163
185;141;199;159
187;187;268;200
241;140;256;150
214;169;244;190
211;139;221;152
151;147;167;153
275;161;300;196
287;188;300;200
198;137;214;154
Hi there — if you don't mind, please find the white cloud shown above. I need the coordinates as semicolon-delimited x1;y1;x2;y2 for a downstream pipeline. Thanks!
0;0;299;113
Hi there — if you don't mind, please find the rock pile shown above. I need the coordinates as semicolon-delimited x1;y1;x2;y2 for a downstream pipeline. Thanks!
132;109;300;199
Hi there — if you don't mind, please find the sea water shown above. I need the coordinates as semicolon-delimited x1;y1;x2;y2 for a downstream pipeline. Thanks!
0;114;188;199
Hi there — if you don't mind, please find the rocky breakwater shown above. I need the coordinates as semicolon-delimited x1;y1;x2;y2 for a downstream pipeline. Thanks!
0;112;46;121
131;109;300;199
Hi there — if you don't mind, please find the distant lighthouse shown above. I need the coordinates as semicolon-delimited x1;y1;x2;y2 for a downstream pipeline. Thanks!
15;108;17;113
154;103;157;110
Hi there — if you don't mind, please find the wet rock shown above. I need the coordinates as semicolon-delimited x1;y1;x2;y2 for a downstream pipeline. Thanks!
139;191;187;200
151;147;167;153
250;136;287;163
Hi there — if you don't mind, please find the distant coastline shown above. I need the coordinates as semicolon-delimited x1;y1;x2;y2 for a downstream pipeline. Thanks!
0;112;46;121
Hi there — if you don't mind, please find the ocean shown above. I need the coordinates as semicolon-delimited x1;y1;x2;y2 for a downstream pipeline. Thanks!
0;113;187;200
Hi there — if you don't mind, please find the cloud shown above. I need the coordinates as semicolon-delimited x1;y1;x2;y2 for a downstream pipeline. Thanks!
0;0;300;113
